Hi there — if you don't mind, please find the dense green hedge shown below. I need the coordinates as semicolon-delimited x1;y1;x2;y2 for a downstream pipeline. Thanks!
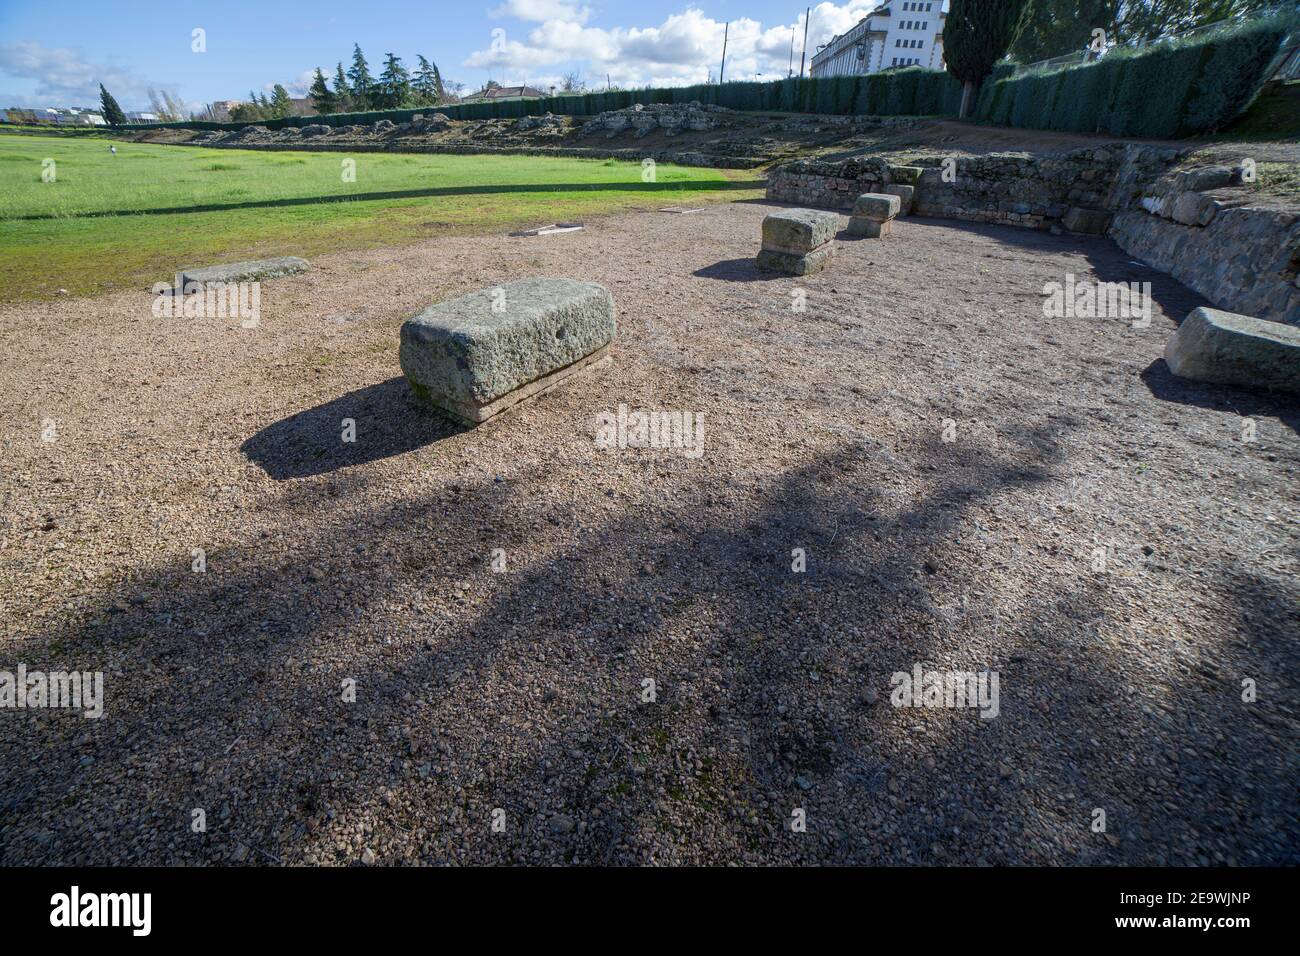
121;68;963;132
975;11;1294;137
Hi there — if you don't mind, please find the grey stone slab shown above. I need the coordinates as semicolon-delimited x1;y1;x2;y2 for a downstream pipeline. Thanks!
889;165;923;186
756;244;835;276
847;217;892;238
883;184;915;215
1164;307;1300;394
852;193;901;222
399;277;616;425
177;256;309;289
761;209;839;255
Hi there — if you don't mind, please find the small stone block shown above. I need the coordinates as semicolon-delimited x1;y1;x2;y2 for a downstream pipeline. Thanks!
1164;307;1300;394
852;193;901;222
761;209;840;255
847;217;892;238
756;244;836;276
889;165;923;186
883;184;915;215
399;277;616;425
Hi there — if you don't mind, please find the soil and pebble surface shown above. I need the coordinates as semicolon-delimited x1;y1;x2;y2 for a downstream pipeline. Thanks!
1;200;1296;865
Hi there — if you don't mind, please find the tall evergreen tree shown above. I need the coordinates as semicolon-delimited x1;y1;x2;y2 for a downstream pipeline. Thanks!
413;55;445;105
308;67;336;114
346;44;374;110
375;52;411;109
945;0;1034;117
98;83;127;126
269;84;293;119
333;62;353;113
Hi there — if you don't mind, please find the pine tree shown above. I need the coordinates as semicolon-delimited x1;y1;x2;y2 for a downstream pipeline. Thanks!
413;55;445;105
98;83;127;126
945;0;1033;117
309;67;335;114
269;84;293;119
1012;1;1121;64
347;44;374;110
333;62;353;113
375;53;411;109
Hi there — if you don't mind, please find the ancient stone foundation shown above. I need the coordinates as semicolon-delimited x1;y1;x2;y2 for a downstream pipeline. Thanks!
756;210;839;276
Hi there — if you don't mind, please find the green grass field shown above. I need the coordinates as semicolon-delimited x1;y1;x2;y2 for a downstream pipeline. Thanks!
0;134;762;302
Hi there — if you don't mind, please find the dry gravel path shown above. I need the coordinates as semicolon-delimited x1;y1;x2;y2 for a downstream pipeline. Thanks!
1;200;1296;865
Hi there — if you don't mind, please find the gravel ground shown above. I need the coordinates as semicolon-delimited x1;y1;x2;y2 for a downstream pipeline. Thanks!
1;200;1297;866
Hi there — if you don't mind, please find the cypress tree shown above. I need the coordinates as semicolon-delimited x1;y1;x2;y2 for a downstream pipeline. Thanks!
347;44;374;110
333;63;352;113
309;67;335;114
945;0;1033;117
413;55;444;105
98;83;127;126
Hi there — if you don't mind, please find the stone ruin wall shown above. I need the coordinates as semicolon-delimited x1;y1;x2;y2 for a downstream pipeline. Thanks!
766;145;1300;325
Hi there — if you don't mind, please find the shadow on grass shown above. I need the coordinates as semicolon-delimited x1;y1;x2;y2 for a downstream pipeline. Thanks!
10;179;766;221
241;377;464;479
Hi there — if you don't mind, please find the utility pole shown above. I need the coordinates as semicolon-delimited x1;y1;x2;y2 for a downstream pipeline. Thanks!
719;22;729;84
799;6;811;79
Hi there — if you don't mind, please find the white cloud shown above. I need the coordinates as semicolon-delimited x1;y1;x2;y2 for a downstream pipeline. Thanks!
463;2;890;88
0;39;177;109
490;0;592;24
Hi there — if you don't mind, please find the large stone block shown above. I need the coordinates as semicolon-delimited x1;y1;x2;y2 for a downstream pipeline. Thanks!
890;165;923;186
1163;307;1300;394
847;218;892;238
852;193;901;222
756;245;836;276
399;278;615;425
761;209;840;255
1062;206;1113;235
177;256;308;289
883;184;915;215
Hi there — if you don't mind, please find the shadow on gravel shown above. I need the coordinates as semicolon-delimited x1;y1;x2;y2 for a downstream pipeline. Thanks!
242;376;464;479
1139;359;1300;436
693;258;786;282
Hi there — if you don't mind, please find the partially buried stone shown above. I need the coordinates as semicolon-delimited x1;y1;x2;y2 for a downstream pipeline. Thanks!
1163;307;1300;394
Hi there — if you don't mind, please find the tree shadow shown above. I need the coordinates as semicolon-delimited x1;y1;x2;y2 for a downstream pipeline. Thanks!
693;258;787;282
241;377;465;479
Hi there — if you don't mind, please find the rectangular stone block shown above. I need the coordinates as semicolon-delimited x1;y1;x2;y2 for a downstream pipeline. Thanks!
852;193;901;222
756;244;835;276
1164;307;1300;394
177;256;309;289
889;165;923;186
399;277;616;425
761;209;840;255
847;217;892;238
1062;206;1113;235
883;184;914;215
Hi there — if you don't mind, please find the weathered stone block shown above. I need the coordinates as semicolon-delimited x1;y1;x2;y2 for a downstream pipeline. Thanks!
1163;307;1300;394
883;184;915;215
756;244;835;276
852;193;901;222
847;218;892;238
177;256;308;289
890;165;923;186
761;209;840;255
1062;207;1113;235
399;278;615;425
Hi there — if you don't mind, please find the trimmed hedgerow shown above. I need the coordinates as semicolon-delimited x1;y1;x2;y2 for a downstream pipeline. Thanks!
975;11;1293;137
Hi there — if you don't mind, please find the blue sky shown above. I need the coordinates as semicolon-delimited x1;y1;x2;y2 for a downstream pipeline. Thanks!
0;1;896;111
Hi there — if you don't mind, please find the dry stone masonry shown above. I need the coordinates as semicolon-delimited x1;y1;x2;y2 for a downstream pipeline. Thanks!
398;278;615;426
757;209;839;276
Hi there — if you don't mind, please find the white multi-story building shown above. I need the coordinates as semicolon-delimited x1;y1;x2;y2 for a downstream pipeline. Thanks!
811;2;947;77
